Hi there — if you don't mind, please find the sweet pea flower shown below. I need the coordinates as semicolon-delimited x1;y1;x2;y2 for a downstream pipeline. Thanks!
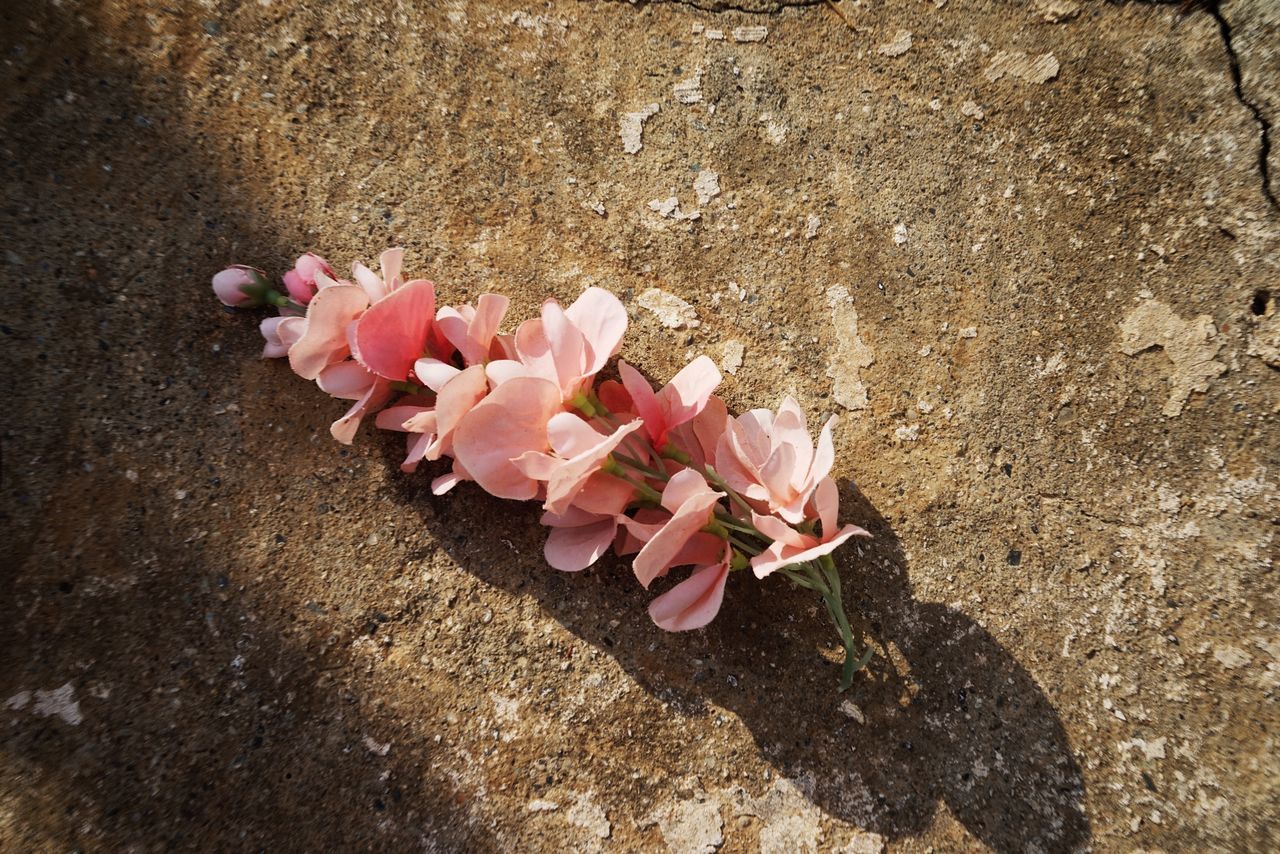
485;288;626;401
540;505;622;572
259;315;305;359
648;539;733;631
623;469;725;588
374;365;490;471
513;413;644;515
714;396;836;524
212;265;269;307
451;376;564;500
287;249;436;382
281;252;335;305
618;356;722;449
314;361;394;444
748;478;871;578
413;294;512;391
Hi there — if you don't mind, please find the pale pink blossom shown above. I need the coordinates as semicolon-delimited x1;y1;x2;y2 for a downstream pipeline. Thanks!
749;478;870;577
618;356;722;448
715;396;836;524
451;376;564;500
648;540;732;631
259;315;305;359
624;469;724;588
281;253;335;305
540;505;620;572
212;265;267;307
374;365;489;471
513;413;644;515
315;361;394;444
486;288;626;399
436;294;511;366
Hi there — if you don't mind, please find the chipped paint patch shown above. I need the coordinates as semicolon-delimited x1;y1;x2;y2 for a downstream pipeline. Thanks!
566;791;611;839
876;30;912;57
693;169;720;205
620;103;660;154
32;683;83;726
732;26;768;43
720;339;744;375
5;691;31;711
1118;300;1226;416
644;798;723;853
639;288;700;328
804;214;821;239
824;286;874;410
984;51;1060;83
960;100;985;119
648;195;700;221
527;799;560;812
674;71;703;105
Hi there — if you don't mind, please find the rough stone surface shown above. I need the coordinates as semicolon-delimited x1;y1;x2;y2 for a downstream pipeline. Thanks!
2;0;1278;850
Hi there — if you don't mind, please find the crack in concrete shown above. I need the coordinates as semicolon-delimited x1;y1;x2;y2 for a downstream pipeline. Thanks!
608;0;824;15
1206;1;1278;210
1125;0;1278;209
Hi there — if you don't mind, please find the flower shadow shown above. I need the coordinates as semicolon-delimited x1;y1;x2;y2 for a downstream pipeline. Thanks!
386;444;1090;852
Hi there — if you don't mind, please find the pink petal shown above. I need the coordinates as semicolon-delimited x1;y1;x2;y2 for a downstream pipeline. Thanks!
619;360;665;444
660;356;722;434
431;461;469;494
750;523;868;579
807;415;837;492
541;300;587;395
634;487;722;587
451;376;563;500
413;357;461;392
317;361;377;400
485;359;531;387
546;412;607;458
570;470;636;516
813;476;839;538
750;512;808;548
542;516;618;572
330;379;393;445
462;293;509;365
375;405;433;432
352;279;437;380
379;248;404;292
543;419;643;515
427;364;489;459
564;287;627;376
649;555;730;631
288;285;371;380
351;261;388;303
261;315;305;359
513;317;560;388
401;431;434;473
772;396;814;478
660;469;719;515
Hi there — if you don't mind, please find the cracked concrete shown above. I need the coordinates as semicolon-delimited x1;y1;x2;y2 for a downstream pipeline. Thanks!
3;0;1278;850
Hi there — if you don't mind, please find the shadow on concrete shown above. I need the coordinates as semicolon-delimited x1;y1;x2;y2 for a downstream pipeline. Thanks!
387;447;1090;852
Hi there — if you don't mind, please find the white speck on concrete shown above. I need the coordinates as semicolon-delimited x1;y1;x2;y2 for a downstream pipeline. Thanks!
959;326;978;339
527;799;560;812
33;683;83;726
877;30;912;57
693;169;721;205
839;699;865;723
825;286;874;410
5;691;31;711
639;288;700;328
732;26;768;42
648;196;700;221
363;735;392;756
674;71;703;105
893;223;908;245
620;103;660;154
567;791;611;839
704;28;725;41
1033;0;1081;22
720;339;745;375
960;100;985;119
895;424;920;442
984;51;1060;84
1214;645;1252;669
805;214;821;239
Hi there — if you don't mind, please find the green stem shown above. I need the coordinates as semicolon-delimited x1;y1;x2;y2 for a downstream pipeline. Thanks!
602;461;663;504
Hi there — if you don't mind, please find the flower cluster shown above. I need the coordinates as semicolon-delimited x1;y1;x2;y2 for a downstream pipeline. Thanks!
216;249;872;688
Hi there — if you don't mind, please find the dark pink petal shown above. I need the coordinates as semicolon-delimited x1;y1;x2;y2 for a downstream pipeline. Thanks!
352;279;437;380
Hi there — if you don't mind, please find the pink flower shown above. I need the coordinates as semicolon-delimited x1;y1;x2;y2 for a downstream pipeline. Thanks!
212;265;267;307
540;505;621;572
374;365;490;472
618;356;722;448
314;361;394;444
281;253;335;305
259;315;305;359
513;413;644;515
749;478;870;577
350;278;436;380
287;284;371;380
623;469;724;588
648;540;732;631
714;396;836;524
436;294;511;366
666;394;729;471
486;288;626;400
451;376;564;500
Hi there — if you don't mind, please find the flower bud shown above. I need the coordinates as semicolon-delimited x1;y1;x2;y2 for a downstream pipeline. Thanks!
282;252;335;305
212;265;268;307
